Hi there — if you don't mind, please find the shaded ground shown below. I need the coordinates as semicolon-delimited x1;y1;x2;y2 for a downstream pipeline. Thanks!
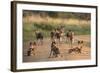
23;35;91;62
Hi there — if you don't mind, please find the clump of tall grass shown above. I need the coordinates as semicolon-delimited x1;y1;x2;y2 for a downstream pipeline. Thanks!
23;15;90;26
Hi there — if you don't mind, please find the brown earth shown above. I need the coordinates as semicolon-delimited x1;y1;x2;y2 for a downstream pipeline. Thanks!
23;35;91;62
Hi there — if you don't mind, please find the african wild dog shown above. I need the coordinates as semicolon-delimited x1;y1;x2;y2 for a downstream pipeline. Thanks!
68;46;82;54
49;41;60;58
35;30;43;45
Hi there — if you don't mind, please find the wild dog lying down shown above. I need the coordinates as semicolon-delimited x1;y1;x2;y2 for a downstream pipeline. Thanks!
68;40;84;54
68;46;82;54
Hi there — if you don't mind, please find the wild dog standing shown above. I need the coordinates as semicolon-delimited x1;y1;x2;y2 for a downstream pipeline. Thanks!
55;29;61;44
66;30;74;48
59;26;65;43
35;30;43;45
50;30;56;42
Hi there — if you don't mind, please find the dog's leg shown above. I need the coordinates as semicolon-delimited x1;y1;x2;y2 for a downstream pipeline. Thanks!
49;51;52;58
79;49;81;53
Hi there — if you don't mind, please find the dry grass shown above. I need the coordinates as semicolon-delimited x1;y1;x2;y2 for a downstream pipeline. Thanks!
23;15;90;25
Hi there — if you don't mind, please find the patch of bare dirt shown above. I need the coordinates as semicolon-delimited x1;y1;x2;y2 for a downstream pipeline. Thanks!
23;35;91;62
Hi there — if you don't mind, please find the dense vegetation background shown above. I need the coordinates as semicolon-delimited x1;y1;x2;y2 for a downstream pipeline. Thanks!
23;10;91;42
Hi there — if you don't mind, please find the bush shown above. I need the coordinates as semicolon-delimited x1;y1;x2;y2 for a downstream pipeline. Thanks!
23;23;90;42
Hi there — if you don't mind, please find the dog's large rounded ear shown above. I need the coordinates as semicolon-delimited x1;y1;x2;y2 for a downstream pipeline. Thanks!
80;46;82;48
78;41;80;44
81;41;83;43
